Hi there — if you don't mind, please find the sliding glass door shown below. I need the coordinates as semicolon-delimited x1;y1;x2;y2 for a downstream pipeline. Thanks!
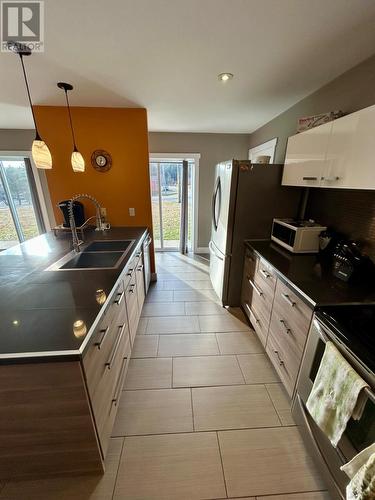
150;159;194;252
0;157;45;250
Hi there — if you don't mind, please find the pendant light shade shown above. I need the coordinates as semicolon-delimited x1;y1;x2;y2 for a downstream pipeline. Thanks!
32;135;53;170
57;82;85;173
71;149;85;173
9;42;53;170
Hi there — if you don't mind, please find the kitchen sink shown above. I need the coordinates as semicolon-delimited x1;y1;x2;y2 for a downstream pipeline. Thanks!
84;240;134;252
59;251;124;269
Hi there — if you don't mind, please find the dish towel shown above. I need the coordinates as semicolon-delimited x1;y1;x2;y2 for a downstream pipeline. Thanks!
306;341;369;447
341;443;375;500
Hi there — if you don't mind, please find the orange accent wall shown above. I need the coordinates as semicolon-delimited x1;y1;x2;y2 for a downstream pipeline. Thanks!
34;105;155;269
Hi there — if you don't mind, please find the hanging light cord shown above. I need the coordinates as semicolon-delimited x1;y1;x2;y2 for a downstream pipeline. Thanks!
18;53;40;138
63;89;78;150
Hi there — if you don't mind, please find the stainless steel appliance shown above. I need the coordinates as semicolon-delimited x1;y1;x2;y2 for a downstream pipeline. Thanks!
271;218;326;253
143;234;152;293
209;160;301;306
293;305;375;500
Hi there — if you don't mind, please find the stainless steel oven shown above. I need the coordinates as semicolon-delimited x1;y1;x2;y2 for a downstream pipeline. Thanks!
293;308;375;500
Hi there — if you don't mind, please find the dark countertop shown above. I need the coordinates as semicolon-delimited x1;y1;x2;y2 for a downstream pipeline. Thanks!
0;226;148;362
245;240;375;307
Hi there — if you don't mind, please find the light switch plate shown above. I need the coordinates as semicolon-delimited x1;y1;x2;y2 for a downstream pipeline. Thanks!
129;207;135;216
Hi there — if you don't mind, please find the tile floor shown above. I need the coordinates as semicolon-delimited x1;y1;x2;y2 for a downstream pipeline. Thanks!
0;252;330;500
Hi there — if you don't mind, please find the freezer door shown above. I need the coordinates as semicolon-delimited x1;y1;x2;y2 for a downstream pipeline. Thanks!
211;161;233;254
209;240;228;303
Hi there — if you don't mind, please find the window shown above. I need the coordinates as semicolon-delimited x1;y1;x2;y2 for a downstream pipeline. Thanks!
0;155;48;250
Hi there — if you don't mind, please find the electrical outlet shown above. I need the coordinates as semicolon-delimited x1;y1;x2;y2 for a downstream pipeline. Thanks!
100;207;107;218
129;207;135;217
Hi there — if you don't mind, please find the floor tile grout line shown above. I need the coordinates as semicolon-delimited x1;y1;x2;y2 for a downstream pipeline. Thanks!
215;431;229;499
214;333;222;355
264;384;284;427
111;423;298;439
111;436;126;500
234;354;247;384
190;387;195;431
125;380;283;391
156;334;160;357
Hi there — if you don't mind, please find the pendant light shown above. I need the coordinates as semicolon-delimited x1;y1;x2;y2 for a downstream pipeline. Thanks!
9;42;52;169
57;82;85;173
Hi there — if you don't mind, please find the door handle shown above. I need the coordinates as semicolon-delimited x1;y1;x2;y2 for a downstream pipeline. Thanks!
280;319;291;335
94;325;109;350
260;269;271;279
302;176;318;181
105;323;126;370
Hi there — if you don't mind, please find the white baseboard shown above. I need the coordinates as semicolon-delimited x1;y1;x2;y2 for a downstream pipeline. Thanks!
195;246;209;254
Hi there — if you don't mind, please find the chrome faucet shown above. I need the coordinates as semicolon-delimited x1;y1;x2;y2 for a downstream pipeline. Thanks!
68;194;105;252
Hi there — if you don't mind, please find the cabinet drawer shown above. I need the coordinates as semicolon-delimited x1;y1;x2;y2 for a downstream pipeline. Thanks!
270;298;311;357
273;280;313;336
83;281;125;395
249;277;273;323
254;258;277;297
123;254;140;289
266;332;296;398
91;316;129;438
98;341;131;457
244;248;258;281
243;301;268;348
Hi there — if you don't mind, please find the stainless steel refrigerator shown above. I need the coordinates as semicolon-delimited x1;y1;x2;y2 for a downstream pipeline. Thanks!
209;160;302;306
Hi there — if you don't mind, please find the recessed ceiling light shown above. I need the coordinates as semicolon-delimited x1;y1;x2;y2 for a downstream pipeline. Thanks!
218;72;234;82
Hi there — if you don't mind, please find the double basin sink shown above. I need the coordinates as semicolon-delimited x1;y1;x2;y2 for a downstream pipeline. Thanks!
47;240;135;271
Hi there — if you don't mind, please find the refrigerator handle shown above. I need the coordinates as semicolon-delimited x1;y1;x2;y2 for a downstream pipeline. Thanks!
209;241;224;261
212;177;221;230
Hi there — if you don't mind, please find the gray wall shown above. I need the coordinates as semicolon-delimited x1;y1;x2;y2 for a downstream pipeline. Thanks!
248;54;375;163
148;132;249;248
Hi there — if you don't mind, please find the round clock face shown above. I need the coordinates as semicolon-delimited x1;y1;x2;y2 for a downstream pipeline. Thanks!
96;155;107;167
91;150;112;172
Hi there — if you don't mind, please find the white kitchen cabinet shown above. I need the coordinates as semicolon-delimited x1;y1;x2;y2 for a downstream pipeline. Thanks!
282;121;333;187
322;104;375;189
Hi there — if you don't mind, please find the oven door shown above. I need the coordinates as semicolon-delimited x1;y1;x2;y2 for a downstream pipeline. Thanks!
293;316;375;499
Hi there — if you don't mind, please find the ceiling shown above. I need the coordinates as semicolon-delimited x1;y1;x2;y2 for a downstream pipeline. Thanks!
1;0;375;133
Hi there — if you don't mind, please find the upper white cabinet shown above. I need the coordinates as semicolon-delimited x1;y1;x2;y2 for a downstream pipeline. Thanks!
282;122;333;187
323;104;375;189
282;104;375;190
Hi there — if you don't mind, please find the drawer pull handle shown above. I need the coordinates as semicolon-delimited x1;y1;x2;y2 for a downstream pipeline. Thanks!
94;325;109;350
114;291;125;305
279;319;291;335
302;176;317;181
137;265;144;271
128;284;136;294
112;356;128;406
281;293;296;307
136;252;141;258
105;323;126;370
248;278;263;297
260;269;271;279
127;268;134;276
273;349;285;366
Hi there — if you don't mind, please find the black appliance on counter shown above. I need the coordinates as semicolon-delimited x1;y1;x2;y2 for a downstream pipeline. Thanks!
58;200;85;228
332;240;375;283
293;304;375;500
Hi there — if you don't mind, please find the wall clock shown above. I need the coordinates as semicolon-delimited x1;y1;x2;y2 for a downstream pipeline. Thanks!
91;150;112;172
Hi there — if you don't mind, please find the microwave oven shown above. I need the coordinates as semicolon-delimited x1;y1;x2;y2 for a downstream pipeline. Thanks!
271;218;327;253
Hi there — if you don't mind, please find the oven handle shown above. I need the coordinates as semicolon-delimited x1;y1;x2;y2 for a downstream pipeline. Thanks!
296;394;346;499
313;319;375;404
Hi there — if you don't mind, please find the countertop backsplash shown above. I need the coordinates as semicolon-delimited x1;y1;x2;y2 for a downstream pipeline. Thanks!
306;188;375;259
